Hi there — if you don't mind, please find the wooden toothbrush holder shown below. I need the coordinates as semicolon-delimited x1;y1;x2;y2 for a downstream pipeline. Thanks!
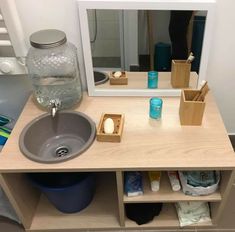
171;60;191;88
179;90;206;126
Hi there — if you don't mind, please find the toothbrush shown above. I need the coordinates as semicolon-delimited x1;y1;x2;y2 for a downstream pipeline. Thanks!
186;52;195;63
192;80;209;101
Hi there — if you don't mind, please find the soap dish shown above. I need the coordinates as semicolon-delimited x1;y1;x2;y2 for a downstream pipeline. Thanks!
97;113;124;142
109;71;128;85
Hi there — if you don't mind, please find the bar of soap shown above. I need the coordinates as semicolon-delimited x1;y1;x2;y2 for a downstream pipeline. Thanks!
113;71;122;78
104;118;115;134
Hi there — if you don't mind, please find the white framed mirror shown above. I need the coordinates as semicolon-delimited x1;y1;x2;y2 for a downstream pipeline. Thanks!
77;0;215;96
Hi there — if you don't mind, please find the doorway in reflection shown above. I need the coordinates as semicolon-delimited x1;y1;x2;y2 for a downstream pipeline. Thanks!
88;10;206;73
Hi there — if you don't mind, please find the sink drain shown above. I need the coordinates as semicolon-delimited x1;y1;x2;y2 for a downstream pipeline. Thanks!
55;146;70;157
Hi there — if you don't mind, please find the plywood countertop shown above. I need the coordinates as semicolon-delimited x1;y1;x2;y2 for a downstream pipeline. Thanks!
0;92;234;172
96;71;198;89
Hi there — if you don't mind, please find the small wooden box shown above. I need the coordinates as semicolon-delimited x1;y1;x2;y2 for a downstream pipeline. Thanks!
179;90;206;126
97;113;124;142
171;60;191;88
109;72;128;85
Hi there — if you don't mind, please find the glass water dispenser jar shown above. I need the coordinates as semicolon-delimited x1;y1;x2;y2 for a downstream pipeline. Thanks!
26;29;82;110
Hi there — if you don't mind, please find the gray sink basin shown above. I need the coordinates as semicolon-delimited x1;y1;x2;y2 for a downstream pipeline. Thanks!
19;111;96;163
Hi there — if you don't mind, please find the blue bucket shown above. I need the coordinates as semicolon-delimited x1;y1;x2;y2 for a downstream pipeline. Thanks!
27;172;95;213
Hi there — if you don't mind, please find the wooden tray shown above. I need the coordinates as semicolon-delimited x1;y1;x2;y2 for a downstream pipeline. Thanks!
97;113;124;142
109;72;128;85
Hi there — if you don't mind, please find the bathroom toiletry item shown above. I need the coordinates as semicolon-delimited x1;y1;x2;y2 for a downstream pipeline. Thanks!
125;203;162;225
110;71;127;85
27;172;95;213
124;171;143;197
168;171;181;191
97;113;124;142
171;60;191;88
113;71;122;78
179;89;206;126
175;201;211;227
103;118;115;134
192;81;209;101
149;97;163;120
148;171;161;192
179;171;220;196
186;52;195;63
26;29;82;110
148;71;158;88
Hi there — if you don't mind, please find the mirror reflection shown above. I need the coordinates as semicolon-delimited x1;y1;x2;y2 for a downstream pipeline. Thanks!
87;10;207;89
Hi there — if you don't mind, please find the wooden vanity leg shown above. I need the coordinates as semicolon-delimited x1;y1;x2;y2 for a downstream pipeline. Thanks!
116;171;125;227
0;173;40;230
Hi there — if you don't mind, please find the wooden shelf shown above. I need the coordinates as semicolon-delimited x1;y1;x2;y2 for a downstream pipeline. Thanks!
96;71;198;89
125;203;213;228
124;172;222;203
29;173;121;231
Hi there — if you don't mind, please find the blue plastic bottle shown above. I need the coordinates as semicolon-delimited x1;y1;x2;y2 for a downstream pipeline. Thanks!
148;71;158;89
149;98;163;120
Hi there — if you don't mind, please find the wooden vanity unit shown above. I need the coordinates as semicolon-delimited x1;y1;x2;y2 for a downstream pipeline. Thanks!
0;93;234;231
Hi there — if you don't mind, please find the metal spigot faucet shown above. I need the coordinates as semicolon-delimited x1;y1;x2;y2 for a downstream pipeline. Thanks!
49;99;61;118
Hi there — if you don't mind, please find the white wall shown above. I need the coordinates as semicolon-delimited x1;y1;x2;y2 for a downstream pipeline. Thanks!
206;0;235;133
88;10;121;58
14;0;235;133
123;10;139;69
14;0;87;88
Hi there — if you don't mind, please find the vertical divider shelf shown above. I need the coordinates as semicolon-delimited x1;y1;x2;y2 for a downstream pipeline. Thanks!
210;170;235;224
116;171;125;226
0;173;40;229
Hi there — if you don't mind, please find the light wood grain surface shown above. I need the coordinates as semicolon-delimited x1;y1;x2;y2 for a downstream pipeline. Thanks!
0;92;234;172
96;71;198;89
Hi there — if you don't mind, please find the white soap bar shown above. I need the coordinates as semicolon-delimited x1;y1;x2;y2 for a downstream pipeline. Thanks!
104;118;115;134
113;71;122;78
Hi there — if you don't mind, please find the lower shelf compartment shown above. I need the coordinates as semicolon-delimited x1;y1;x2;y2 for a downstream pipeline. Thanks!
125;203;214;228
29;172;120;231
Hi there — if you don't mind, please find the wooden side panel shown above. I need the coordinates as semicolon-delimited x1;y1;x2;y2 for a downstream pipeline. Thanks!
116;171;125;226
0;173;40;229
211;170;235;224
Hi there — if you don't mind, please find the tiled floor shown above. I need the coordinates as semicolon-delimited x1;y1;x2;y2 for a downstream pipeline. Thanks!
1;136;235;232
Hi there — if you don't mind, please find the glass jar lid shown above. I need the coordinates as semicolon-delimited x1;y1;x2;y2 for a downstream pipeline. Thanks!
30;29;67;49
